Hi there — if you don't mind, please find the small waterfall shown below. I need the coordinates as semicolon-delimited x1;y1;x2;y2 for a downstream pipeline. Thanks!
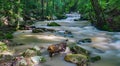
45;12;81;23
65;12;81;21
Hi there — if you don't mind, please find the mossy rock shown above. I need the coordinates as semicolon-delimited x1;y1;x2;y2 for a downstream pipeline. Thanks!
90;56;101;63
47;22;61;26
22;46;41;57
77;38;92;44
69;45;90;56
64;54;88;66
32;28;44;33
31;56;46;63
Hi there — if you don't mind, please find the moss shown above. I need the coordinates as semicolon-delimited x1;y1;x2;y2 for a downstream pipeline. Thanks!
22;46;41;57
32;28;44;33
90;56;101;62
47;22;61;26
69;45;90;56
64;54;88;64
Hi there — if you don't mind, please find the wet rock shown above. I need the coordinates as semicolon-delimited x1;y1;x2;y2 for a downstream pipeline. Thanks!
56;30;73;38
30;26;36;29
19;58;27;66
22;46;41;57
19;25;31;30
90;56;101;63
12;56;28;66
12;55;46;66
77;38;92;44
64;54;88;66
46;28;56;32
92;47;105;53
47;22;61;26
32;28;44;33
74;19;80;21
31;56;46;64
69;45;90;56
32;28;56;33
64;30;73;37
0;54;13;61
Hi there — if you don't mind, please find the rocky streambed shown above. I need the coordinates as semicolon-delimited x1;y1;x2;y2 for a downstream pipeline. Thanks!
1;13;120;66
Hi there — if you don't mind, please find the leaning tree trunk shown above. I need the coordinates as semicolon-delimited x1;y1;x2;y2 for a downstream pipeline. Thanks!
90;0;106;29
41;0;44;19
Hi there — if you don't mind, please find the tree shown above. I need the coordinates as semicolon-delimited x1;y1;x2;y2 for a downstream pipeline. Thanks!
90;0;106;29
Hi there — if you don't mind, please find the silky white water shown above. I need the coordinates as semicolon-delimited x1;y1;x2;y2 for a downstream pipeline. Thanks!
13;13;120;66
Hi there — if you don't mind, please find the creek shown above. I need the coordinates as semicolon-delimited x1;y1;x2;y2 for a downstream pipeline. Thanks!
12;12;120;66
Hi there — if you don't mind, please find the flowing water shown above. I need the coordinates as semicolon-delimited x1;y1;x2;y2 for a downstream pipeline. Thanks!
12;13;120;66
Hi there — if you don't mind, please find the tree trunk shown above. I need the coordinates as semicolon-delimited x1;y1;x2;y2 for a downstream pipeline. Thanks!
90;0;106;29
41;0;44;19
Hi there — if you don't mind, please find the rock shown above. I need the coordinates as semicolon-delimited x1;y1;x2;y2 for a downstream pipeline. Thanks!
22;46;41;57
0;54;13;61
92;47;105;53
32;28;44;33
31;56;46;64
64;54;88;66
46;28;56;32
69;45;90;56
12;56;46;66
56;30;73;37
74;19;80;21
77;38;92;44
90;56;101;63
19;58;27;66
30;26;36;29
64;30;73;37
32;46;41;51
47;22;61;26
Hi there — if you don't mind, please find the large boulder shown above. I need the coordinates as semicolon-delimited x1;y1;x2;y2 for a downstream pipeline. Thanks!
64;54;88;66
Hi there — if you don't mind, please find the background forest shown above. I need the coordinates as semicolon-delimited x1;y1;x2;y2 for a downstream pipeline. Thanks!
0;0;120;31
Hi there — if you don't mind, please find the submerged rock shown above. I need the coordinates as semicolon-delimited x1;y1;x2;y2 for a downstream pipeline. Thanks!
56;30;73;38
32;28;44;33
90;56;101;63
31;56;46;64
32;28;56;33
77;38;92;44
47;22;61;26
64;54;88;66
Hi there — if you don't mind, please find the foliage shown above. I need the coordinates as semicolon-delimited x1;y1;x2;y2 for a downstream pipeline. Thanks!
0;0;120;31
5;33;14;39
0;42;8;52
